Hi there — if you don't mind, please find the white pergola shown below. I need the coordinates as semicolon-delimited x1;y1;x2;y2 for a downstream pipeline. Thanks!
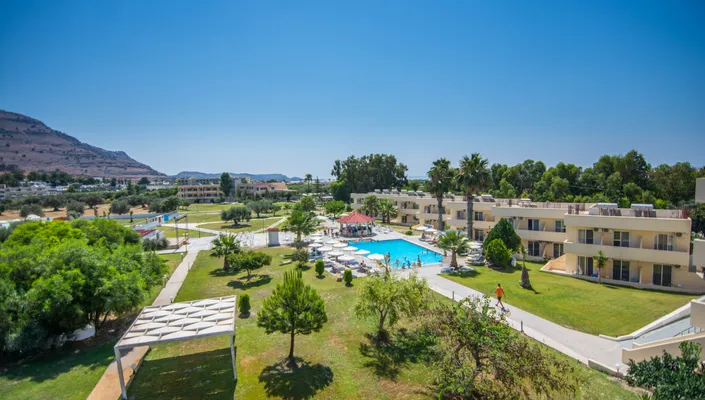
114;296;237;399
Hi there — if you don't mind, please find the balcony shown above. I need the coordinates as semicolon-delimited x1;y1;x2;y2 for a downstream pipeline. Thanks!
492;206;568;219
694;239;705;267
564;241;690;266
516;229;566;243
564;213;690;234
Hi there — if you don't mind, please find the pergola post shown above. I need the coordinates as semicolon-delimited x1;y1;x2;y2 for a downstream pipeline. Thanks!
114;346;127;400
229;334;237;381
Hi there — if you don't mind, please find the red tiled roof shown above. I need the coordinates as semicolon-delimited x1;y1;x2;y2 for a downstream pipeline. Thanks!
337;212;374;224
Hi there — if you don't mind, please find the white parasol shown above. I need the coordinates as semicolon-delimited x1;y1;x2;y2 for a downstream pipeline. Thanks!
339;255;355;262
354;249;371;255
311;232;323;237
318;246;333;252
342;246;358;252
326;240;340;245
328;251;344;257
308;243;323;248
332;242;348;248
425;228;438;233
414;226;428;231
367;253;385;261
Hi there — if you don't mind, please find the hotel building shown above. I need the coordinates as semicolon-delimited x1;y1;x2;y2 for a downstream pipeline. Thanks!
351;189;705;292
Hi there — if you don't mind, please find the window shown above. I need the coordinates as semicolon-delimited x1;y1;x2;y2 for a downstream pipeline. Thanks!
474;211;484;221
613;231;630;247
578;256;593;276
653;264;672;287
527;241;540;257
612;260;630;282
456;211;466;219
553;243;564;258
474;229;484;242
554;220;565;233
578;229;594;244
401;216;408;224
528;219;540;231
654;234;674;251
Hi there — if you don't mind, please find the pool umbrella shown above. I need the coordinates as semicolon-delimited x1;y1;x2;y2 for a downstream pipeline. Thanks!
312;237;324;243
328;251;344;257
339;255;355;262
308;243;323;248
333;243;348;248
413;226;428;231
368;254;385;261
354;249;370;255
311;232;323;237
342;246;358;252
425;228;437;233
326;240;340;245
318;246;333;252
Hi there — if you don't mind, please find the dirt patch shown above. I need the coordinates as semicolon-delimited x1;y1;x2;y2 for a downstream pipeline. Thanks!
0;204;149;221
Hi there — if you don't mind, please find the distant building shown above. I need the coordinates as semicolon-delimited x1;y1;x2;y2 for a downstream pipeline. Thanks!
176;177;222;202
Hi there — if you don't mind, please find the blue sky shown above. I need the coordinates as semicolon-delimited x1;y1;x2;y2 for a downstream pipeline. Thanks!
1;0;704;178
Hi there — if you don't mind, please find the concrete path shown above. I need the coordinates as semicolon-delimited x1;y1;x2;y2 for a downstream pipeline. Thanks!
87;236;215;400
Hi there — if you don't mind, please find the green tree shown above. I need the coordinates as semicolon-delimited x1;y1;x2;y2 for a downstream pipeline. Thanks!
257;270;327;367
484;218;521;252
355;273;430;340
427;158;454;230
314;259;325;277
42;196;65;212
271;203;282;216
282;209;317;249
437;229;471;269
290;249;309;269
423;296;576;399
520;244;531;288
377;200;397;224
626;342;705;399
229;251;272;281
247;200;272;218
138;177;150;185
161;196;181;213
593;250;609;284
298;196;316;213
304;174;313;194
66;201;85;217
323;200;346;219
110;200;130;215
343;269;353;286
84;195;103;209
148;198;163;213
486;238;511;268
238;293;251;315
20;204;44;218
361;195;378;217
457;153;490;238
220;172;234;200
221;206;251;226
210;234;241;271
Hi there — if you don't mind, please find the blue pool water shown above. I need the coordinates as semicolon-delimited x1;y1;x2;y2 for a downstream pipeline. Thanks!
353;239;444;267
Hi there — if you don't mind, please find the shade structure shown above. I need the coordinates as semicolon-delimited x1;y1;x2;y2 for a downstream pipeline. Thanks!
337;212;374;224
318;246;333;252
342;246;358;252
326;240;340;245
312;237;324;243
113;296;237;399
328;251;344;257
339;255;355;262
425;228;438;233
308;243;323;248
414;226;428;231
368;253;385;261
332;242;348;248
354;249;370;255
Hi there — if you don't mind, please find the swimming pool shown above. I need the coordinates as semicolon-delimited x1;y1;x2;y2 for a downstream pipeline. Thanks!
353;239;444;268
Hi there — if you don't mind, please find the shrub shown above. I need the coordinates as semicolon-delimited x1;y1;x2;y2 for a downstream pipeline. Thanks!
143;237;169;251
238;293;251;315
291;249;309;268
486;238;511;268
19;204;44;218
485;218;521;252
343;269;353;286
315;259;325;276
405;230;413;235
66;201;85;216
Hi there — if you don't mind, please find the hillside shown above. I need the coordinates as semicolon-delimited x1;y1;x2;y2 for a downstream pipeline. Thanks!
173;171;302;181
0;110;164;177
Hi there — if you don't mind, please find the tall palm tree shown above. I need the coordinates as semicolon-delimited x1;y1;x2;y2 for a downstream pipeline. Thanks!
457;153;490;239
362;195;379;218
282;209;317;249
211;234;241;271
593;250;609;284
520;244;532;288
304;174;313;194
427;158;454;230
437;230;471;269
377;200;397;224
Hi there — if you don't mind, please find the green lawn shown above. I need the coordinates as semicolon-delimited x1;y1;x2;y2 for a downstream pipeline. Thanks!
198;218;282;234
442;261;697;337
157;226;215;239
127;249;638;400
0;254;181;400
185;203;243;213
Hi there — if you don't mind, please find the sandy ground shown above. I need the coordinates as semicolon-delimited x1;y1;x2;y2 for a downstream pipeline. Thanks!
0;204;150;221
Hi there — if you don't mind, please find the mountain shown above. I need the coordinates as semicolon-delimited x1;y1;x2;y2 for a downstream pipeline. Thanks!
0;110;165;177
173;171;302;182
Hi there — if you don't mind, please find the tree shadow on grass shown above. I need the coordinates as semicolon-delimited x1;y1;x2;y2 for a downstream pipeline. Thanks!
449;270;479;278
227;274;272;290
129;347;235;400
258;357;333;400
358;328;436;380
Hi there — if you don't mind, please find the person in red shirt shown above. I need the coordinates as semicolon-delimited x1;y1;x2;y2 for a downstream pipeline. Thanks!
495;283;505;309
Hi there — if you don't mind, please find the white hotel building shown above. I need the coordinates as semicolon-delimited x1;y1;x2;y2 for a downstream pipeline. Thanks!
351;189;705;293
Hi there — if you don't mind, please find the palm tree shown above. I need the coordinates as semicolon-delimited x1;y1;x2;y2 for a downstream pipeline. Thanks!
362;195;379;218
437;230;471;269
593;250;609;284
377;200;397;224
211;234;241;271
520;244;532;289
427;158;454;230
304;174;313;194
282;209;317;249
457;153;490;239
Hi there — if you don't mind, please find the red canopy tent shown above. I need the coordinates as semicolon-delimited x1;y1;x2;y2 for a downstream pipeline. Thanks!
338;212;375;237
337;212;374;224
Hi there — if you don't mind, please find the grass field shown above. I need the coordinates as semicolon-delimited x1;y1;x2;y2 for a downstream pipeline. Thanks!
127;249;638;400
442;261;697;337
0;254;182;400
157;226;215;239
198;218;282;234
